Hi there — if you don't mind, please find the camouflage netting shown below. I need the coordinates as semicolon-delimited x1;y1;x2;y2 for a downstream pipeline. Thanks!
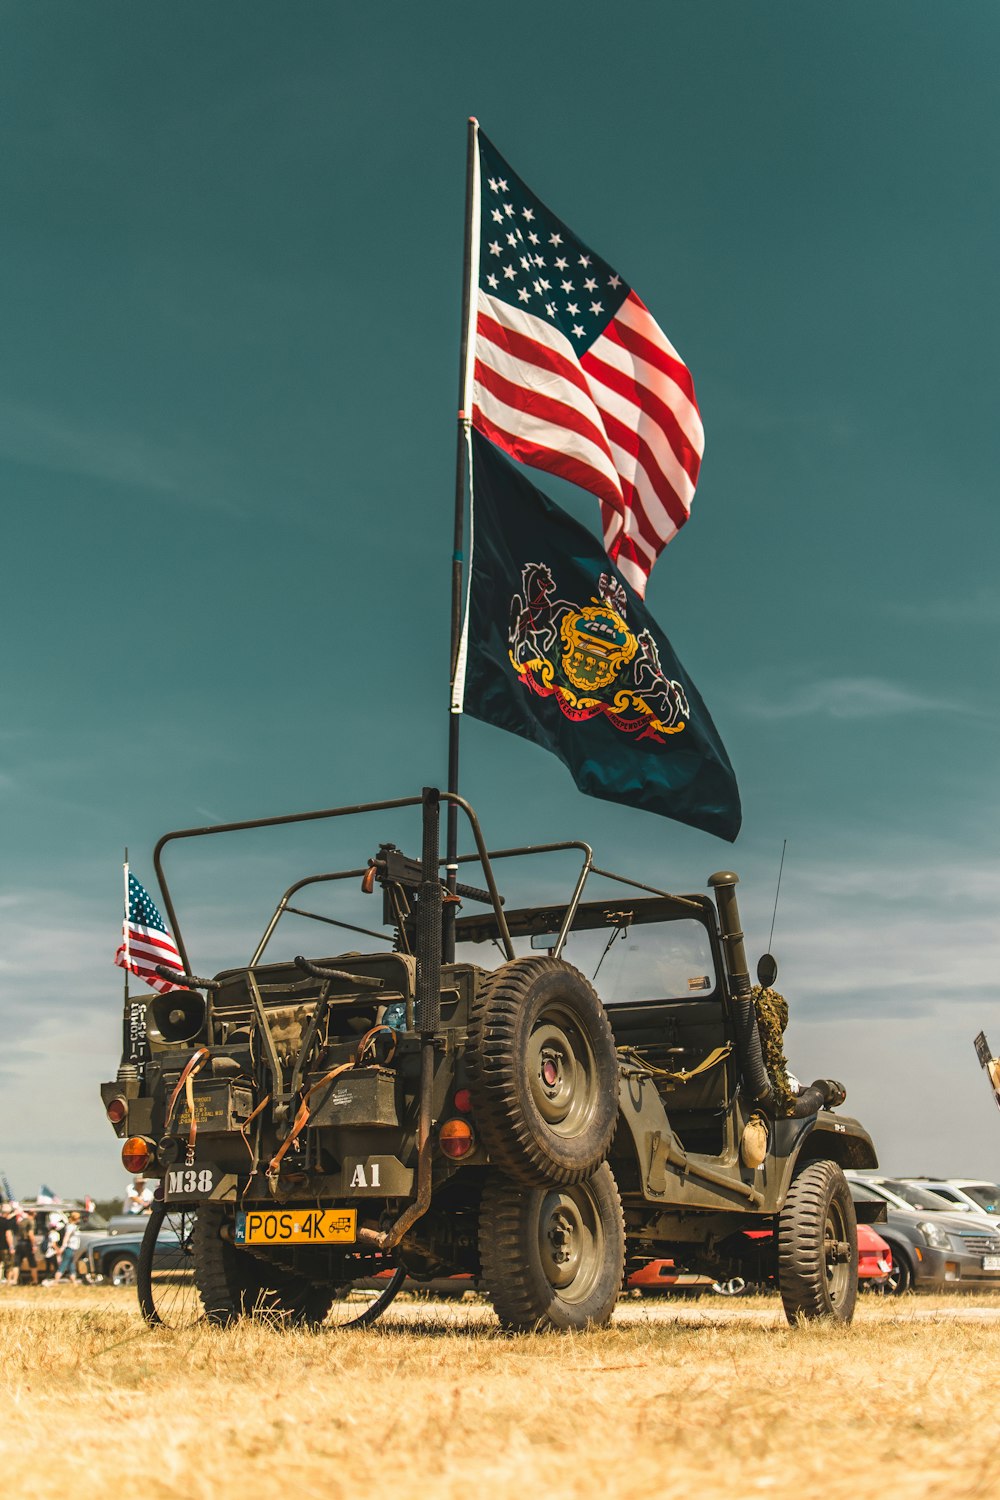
751;986;798;1118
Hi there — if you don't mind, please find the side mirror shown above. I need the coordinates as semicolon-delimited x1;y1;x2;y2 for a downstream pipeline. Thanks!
756;953;778;988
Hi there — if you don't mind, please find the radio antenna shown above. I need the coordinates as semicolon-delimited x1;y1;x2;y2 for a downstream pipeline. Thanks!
767;839;787;952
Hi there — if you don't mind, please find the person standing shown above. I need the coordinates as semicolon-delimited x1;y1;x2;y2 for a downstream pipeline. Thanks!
13;1216;39;1287
50;1213;82;1285
45;1218;63;1278
0;1203;16;1286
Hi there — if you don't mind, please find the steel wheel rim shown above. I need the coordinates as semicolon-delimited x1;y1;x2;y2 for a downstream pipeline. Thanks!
111;1259;138;1287
526;1003;599;1139
537;1183;604;1304
823;1198;852;1308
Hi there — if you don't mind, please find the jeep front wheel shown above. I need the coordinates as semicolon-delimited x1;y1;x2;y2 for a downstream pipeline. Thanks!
777;1159;857;1324
478;1162;625;1331
466;957;619;1185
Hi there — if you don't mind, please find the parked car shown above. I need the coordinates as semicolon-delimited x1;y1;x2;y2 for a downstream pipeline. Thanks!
846;1174;1000;1293
10;1198;114;1278
948;1180;1000;1216
854;1175;994;1223
85;1219;180;1286
907;1179;1000;1218
857;1224;893;1290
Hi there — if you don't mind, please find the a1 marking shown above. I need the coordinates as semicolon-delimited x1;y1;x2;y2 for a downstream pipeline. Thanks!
349;1161;381;1187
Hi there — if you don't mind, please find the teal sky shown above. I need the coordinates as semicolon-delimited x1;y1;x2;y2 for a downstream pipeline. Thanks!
2;2;998;1197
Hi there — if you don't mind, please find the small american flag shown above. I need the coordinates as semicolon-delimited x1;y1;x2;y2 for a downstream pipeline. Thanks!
470;128;704;599
114;871;185;994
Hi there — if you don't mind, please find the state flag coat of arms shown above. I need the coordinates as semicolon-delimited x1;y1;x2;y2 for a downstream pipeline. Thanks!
459;432;741;842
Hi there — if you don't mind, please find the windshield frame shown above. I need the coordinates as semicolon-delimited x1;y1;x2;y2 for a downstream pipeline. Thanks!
455;893;725;1008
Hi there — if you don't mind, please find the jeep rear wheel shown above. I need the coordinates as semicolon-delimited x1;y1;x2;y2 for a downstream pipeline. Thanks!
192;1206;336;1326
466;957;618;1186
191;1207;404;1328
478;1162;625;1331
777;1159;857;1324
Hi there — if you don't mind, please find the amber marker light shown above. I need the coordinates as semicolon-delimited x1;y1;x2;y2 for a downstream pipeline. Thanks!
439;1118;475;1159
121;1137;154;1174
106;1097;127;1125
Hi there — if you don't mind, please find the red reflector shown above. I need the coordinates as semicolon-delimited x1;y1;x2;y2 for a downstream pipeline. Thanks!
106;1097;127;1125
439;1118;475;1159
453;1088;472;1114
121;1137;154;1174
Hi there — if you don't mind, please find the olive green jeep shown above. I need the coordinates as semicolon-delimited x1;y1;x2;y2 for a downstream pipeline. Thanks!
102;787;877;1331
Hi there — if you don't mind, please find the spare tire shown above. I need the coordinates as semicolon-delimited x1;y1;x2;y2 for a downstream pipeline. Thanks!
466;956;619;1185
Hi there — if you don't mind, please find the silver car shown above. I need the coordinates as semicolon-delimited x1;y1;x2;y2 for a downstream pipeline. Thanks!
846;1174;1000;1293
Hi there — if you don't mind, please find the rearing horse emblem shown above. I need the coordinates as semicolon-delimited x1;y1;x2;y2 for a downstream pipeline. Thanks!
508;565;687;742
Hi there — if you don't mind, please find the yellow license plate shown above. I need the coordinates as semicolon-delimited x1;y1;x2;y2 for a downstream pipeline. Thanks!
235;1208;357;1246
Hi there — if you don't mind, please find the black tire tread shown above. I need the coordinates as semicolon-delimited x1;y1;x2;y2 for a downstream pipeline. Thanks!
884;1245;913;1295
777;1159;857;1325
466;957;618;1186
192;1205;336;1326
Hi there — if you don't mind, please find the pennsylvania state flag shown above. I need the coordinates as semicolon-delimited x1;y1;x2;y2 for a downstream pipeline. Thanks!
459;432;741;842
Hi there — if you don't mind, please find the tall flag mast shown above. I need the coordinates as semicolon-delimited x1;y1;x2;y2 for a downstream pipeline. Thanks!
445;118;481;962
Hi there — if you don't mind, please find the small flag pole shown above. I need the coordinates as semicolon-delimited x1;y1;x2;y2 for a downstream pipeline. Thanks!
444;115;481;963
121;850;133;1076
123;850;130;984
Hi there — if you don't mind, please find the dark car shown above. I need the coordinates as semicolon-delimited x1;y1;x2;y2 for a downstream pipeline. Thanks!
846;1174;1000;1293
85;1219;180;1286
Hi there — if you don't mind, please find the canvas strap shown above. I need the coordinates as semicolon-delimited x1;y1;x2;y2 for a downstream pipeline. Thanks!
618;1042;732;1084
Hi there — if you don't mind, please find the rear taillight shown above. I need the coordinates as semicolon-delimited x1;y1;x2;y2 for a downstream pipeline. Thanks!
439;1118;475;1159
106;1097;127;1126
453;1088;472;1113
121;1137;155;1174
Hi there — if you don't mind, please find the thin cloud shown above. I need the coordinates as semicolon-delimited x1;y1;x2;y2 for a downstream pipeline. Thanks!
745;675;977;720
886;589;1000;626
0;396;244;516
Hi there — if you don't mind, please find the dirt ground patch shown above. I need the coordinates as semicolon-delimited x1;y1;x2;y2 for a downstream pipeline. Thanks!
2;1287;998;1498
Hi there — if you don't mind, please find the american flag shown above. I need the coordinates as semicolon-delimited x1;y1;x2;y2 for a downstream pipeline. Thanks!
114;871;186;994
470;129;704;599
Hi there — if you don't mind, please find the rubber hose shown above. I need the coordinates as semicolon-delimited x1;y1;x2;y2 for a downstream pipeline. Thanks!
732;990;773;1104
789;1085;827;1118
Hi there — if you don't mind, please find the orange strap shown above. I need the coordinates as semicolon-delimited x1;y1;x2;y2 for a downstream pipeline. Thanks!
266;1025;398;1180
267;1061;355;1178
164;1047;210;1132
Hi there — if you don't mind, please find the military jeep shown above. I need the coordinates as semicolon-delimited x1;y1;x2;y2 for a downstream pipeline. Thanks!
102;787;878;1331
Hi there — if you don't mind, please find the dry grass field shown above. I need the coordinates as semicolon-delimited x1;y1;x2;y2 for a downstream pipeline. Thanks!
2;1287;999;1499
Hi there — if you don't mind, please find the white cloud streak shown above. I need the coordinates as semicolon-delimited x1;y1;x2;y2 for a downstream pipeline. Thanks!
0;396;243;516
743;675;982;720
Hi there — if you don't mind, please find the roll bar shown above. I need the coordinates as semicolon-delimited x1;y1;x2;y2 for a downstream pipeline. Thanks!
152;791;514;975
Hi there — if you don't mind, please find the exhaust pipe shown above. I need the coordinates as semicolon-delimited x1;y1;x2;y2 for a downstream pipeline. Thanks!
709;872;772;1106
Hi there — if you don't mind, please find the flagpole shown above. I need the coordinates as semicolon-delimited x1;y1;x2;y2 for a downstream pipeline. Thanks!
120;850;134;1081
444;115;480;964
123;850;130;980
